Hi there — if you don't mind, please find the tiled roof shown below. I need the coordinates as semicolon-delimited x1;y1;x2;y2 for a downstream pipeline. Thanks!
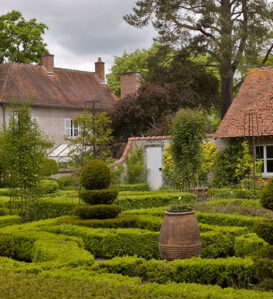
215;67;273;138
0;62;118;111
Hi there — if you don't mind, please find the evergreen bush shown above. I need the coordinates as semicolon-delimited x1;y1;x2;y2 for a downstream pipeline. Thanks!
75;205;122;219
80;160;111;190
79;189;119;205
260;177;273;210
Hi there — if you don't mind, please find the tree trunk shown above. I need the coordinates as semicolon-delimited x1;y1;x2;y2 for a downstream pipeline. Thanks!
221;73;233;119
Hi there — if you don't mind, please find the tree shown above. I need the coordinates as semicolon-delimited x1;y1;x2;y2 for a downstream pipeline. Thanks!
106;48;151;97
125;1;273;118
169;109;207;189
0;10;48;64
0;103;52;215
69;111;113;171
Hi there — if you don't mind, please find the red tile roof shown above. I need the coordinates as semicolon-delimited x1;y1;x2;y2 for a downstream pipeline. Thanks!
0;62;118;111
215;67;273;138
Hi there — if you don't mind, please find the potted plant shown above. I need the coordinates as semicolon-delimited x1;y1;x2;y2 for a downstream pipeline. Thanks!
159;197;201;260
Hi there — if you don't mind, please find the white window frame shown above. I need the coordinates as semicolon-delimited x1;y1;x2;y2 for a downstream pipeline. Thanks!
64;118;79;138
255;144;273;178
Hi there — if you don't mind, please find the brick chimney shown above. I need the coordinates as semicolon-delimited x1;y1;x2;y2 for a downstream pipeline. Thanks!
120;72;141;99
95;57;105;82
42;54;54;74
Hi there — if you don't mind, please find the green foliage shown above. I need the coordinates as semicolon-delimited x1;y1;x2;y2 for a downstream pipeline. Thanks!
0;103;52;214
119;183;149;191
0;234;15;257
199;141;217;183
0;10;48;64
37;179;59;194
168;196;194;212
254;220;273;245
80;160;111;190
79;189;119;205
69;111;113;166
55;214;139;229
260;177;273;210
74;205;122;219
41;159;59;177
234;233;267;257
0;215;21;227
56;175;75;189
170;109;207;187
92;256;257;289
0;208;5;216
212;142;244;187
115;192;196;210
106;48;150;97
126;145;146;184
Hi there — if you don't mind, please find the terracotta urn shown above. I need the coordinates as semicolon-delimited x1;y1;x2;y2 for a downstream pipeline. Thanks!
159;210;202;260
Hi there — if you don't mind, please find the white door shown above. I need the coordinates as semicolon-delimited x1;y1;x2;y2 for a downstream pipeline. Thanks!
146;147;163;190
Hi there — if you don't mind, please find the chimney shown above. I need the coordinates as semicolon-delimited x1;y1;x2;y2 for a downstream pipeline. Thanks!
120;72;141;99
42;54;54;74
95;57;105;82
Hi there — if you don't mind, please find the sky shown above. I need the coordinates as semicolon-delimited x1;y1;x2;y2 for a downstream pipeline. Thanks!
1;0;156;74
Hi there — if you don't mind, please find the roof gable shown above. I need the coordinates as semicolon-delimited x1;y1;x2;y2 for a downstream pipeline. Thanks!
215;68;273;138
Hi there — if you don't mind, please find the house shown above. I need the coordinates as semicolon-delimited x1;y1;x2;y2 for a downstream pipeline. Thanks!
0;54;119;161
214;67;273;178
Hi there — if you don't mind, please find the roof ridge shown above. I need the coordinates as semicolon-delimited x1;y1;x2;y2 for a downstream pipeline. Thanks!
0;62;14;98
54;67;95;74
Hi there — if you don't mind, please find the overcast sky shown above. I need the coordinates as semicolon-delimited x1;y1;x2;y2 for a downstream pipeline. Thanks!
2;0;155;74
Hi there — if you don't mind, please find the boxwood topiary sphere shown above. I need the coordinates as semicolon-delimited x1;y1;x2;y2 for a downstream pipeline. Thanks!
260;178;273;211
81;160;111;190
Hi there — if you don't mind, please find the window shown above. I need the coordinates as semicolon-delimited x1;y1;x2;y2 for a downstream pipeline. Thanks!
65;118;79;137
255;145;273;177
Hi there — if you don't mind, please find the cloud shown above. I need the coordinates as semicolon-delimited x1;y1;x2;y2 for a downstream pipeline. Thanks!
1;0;156;72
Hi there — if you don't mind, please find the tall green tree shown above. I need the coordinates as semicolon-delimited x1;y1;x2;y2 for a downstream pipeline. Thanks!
0;103;52;214
0;10;48;64
125;1;273;118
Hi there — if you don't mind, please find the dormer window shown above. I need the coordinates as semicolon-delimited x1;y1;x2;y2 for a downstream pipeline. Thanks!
65;118;79;137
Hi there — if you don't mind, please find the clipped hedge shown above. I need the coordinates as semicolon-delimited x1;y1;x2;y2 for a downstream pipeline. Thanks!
0;208;5;216
56;175;75;189
119;184;150;191
235;233;267;257
37;179;59;194
260;177;273;210
74;204;122;219
79;189;119;205
55;214;139;229
115;192;196;210
1;271;272;299
254;220;273;245
124;207;267;229
92;255;257;289
0;215;21;228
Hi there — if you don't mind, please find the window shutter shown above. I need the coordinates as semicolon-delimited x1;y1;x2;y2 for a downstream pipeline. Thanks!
65;118;72;136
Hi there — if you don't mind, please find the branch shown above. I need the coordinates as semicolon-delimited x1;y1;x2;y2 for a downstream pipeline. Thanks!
261;42;273;65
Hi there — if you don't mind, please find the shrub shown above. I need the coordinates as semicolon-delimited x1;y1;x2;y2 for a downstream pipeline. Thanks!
92;256;257;289
55;214;139;229
79;189;119;205
56;175;75;189
234;233;267;257
126;145;146;184
0;215;21;227
41;158;59;177
37;179;59;194
80;160;111;190
0;208;6;216
119;184;149;191
115;192;196;210
74;205;122;219
260;177;273;210
0;234;15;257
254;220;273;245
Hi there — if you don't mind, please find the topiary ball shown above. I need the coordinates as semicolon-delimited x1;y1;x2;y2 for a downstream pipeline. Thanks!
260;178;273;211
80;160;111;190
